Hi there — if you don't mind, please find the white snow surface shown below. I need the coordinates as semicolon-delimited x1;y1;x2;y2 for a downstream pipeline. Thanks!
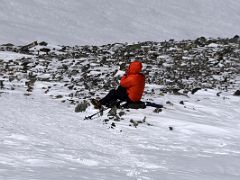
1;0;240;45
0;84;240;180
0;51;33;62
1;1;240;178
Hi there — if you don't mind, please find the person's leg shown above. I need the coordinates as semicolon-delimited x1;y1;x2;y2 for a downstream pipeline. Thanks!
100;86;129;106
99;89;118;105
115;86;129;101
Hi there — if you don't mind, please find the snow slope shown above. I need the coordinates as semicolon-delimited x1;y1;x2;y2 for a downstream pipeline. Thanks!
1;0;240;45
0;83;240;180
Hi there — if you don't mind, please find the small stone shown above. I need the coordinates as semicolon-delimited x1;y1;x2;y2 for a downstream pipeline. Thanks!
147;123;153;126
75;100;90;113
130;119;138;128
111;122;116;128
1;43;14;47
103;119;109;123
233;90;240;96
0;80;4;89
191;88;201;94
166;101;173;106
114;116;120;121
108;106;117;116
119;111;125;117
39;41;48;46
40;48;50;54
153;108;162;113
55;95;63;99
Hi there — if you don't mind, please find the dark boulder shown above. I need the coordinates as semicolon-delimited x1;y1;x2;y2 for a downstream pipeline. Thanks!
233;90;240;96
39;41;48;46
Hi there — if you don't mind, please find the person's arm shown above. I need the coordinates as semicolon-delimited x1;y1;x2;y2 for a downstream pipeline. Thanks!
120;75;133;88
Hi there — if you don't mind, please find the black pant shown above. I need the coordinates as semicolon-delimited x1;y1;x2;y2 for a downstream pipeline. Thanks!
100;86;130;107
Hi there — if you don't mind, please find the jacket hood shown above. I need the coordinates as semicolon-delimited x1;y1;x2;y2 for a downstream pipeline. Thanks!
127;61;142;74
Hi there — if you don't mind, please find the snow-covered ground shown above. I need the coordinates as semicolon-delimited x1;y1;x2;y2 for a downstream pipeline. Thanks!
1;0;240;45
0;83;240;180
1;0;240;179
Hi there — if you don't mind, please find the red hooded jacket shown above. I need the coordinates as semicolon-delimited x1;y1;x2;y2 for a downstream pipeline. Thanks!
120;61;145;102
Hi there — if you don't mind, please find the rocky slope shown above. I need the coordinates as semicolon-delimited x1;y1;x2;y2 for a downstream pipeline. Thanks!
0;36;240;106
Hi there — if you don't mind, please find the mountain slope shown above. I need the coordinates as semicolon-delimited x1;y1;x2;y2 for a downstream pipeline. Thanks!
0;0;240;45
0;39;240;179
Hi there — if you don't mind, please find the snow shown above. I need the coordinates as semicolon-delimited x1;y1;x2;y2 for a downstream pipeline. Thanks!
0;51;33;62
207;43;222;48
0;84;240;180
0;0;240;45
0;0;240;179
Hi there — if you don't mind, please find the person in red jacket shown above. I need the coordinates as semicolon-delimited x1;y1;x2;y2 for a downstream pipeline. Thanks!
91;60;145;109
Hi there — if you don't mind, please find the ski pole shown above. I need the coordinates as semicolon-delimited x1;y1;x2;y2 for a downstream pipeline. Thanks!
84;107;110;120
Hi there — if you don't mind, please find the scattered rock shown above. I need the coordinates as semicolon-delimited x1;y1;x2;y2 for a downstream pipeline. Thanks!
216;92;221;97
1;37;240;116
166;101;173;106
20;41;38;53
103;119;109;124
55;95;63;99
39;48;50;54
129;117;151;128
194;36;207;47
179;101;184;105
0;80;4;89
1;43;14;47
108;106;117;116
75;100;90;112
153;108;162;113
233;90;240;96
39;41;48;46
129;119;138;128
229;35;240;43
118;111;125;117
191;88;201;94
110;122;116;129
